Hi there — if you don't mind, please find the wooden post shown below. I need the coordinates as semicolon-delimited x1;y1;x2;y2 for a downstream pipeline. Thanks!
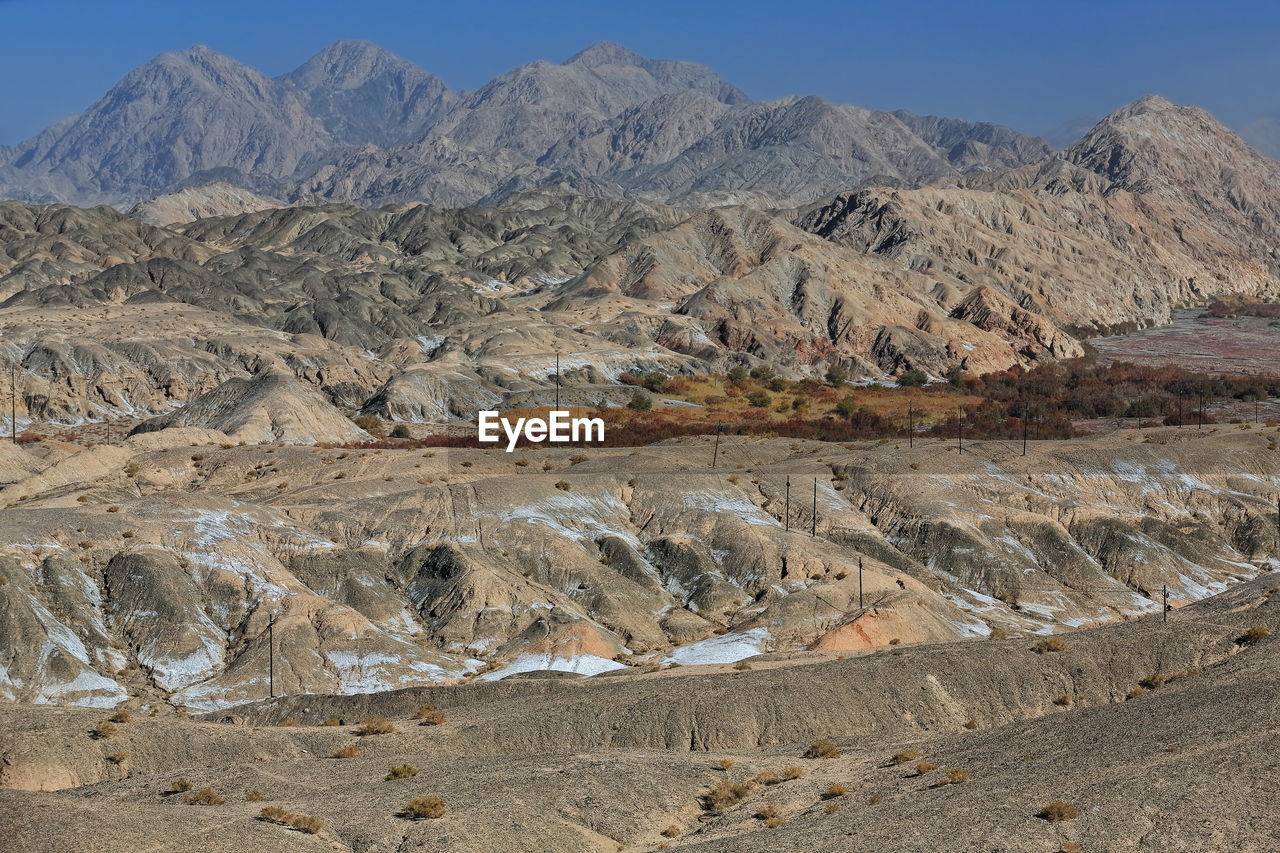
554;350;560;411
1021;403;1028;457
858;556;864;610
784;477;791;532
268;618;274;698
811;478;817;537
711;427;721;468
9;362;15;445
1162;584;1169;622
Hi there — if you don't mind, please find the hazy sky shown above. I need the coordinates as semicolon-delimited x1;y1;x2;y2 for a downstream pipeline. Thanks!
2;0;1279;144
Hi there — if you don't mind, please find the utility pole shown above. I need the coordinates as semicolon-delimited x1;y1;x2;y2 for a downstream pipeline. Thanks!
811;477;817;537
1162;584;1169;623
858;556;864;610
907;404;914;449
268;618;275;699
711;426;721;468
957;407;964;454
1198;394;1205;429
784;476;791;532
8;362;15;445
1021;403;1028;457
554;350;560;411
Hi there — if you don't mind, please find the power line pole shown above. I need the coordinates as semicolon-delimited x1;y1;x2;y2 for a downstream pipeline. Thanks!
1162;584;1169;623
784;476;791;532
8;362;15;445
554;350;560;411
711;426;721;468
268;617;275;699
1021;402;1028;457
858;556;864;610
811;477;817;537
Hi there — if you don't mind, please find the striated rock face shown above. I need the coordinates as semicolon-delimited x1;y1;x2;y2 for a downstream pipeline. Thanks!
794;97;1280;336
0;430;1276;710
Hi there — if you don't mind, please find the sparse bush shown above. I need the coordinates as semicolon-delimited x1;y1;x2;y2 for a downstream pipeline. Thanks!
821;784;848;800
626;391;653;411
754;803;782;822
702;779;751;812
717;757;735;770
823;801;841;814
914;761;938;775
331;743;362;759
414;705;446;725
1053;694;1071;706
962;719;979;730
867;794;884;805
763;816;784;828
91;720;118;740
184;788;225;805
942;767;969;785
1033;637;1067;654
358;715;395;736
403;795;447;820
1239;625;1271;645
168;778;193;794
733;661;752;671
289;814;323;834
751;770;781;786
390;424;411;439
321;717;342;727
1126;686;1149;700
386;764;419;780
780;766;805;781
554;480;571;491
660;824;681;838
989;627;1010;639
245;789;265;801
259;806;290;823
890;749;921;765
108;709;133;724
1039;800;1081;821
746;390;771;408
804;739;841;759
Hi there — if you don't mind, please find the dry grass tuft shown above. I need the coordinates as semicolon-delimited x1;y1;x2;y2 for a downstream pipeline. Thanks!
245;789;265;802
1033;637;1067;654
1039;800;1081;822
1240;625;1271;645
107;710;133;724
890;749;922;765
941;767;970;785
403;796;447;820
820;784;848;800
385;764;418;780
183;788;225;806
358;715;395;736
414;705;447;726
331;743;362;759
90;720;118;740
702;779;751;812
804;738;841;759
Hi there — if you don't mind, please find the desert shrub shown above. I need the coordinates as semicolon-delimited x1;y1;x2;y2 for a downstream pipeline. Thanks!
184;788;225;805
1039;800;1081;821
780;766;805;781
746;390;770;408
821;784;848;800
626;391;653;411
763;816;784;828
751;770;781;786
804;739;841;759
1033;637;1067;653
1239;625;1271;645
108;709;133;724
660;824;682;838
404;796;447;820
289;814;323;834
386;764;419;780
754;804;782;821
280;718;299;727
358;715;395;736
942;767;969;785
962;719;979;730
331;743;362;759
1126;686;1149;700
259;806;290;823
890;749;922;765
914;761;938;775
1053;694;1071;706
989;627;1010;639
245;789;265;801
867;794;884;805
352;414;385;437
732;661;752;671
390;424;411;439
825;365;849;385
554;480;571;491
717;757;735;770
321;717;342;727
823;801;841;814
91;720;118;740
168;778;193;794
702;780;751;812
414;705;447;725
897;368;927;387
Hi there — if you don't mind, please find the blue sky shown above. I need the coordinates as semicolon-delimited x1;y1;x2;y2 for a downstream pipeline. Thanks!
2;0;1279;143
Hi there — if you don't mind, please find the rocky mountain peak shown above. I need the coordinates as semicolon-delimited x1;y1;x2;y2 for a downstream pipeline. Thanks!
565;40;646;68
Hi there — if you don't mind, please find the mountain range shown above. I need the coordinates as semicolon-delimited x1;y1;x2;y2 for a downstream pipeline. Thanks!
0;40;1053;209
